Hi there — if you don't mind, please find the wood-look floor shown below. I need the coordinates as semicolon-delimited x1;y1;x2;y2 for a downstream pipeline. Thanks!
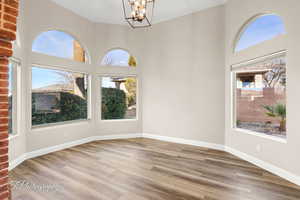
10;138;300;200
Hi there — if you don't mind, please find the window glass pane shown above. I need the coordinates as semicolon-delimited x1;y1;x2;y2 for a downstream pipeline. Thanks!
32;67;88;126
32;30;86;62
101;49;137;67
235;15;286;52
8;62;13;134
234;55;286;138
102;77;137;120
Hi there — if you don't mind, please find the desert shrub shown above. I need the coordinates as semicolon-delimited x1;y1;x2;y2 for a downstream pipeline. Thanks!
102;88;127;120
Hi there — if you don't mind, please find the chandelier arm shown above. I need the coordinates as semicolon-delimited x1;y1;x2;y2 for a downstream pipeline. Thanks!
149;0;155;24
122;0;155;28
122;0;128;19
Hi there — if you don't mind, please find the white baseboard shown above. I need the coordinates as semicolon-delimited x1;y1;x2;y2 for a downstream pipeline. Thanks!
9;154;27;171
225;146;300;186
9;133;143;171
9;133;300;186
143;133;225;151
25;137;95;161
94;133;143;141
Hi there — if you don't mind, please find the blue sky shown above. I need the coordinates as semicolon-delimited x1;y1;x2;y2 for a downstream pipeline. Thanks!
31;31;130;88
102;77;117;88
30;16;285;89
235;15;286;52
101;49;130;66
32;30;74;59
32;67;70;89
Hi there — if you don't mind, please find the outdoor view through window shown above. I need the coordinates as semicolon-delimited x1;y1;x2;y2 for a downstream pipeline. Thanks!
235;15;286;52
32;67;88;126
101;49;137;67
32;30;86;62
234;54;286;138
102;77;137;120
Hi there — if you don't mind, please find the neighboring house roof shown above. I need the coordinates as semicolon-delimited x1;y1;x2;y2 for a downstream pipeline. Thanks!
32;84;73;93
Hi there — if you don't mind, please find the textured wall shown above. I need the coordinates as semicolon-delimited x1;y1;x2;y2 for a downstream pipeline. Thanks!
225;0;300;177
141;6;226;145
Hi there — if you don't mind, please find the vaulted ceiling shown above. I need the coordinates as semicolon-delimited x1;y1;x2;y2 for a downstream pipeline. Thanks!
51;0;226;25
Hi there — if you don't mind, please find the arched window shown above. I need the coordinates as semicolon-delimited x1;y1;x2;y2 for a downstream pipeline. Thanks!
235;15;286;52
101;49;137;67
32;30;87;63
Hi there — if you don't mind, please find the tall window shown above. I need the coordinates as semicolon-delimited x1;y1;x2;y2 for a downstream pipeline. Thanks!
101;49;137;67
101;77;137;120
31;67;89;126
235;15;286;52
32;30;87;63
232;52;286;138
8;60;18;134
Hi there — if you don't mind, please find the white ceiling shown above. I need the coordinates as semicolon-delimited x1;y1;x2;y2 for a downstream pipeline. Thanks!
51;0;226;25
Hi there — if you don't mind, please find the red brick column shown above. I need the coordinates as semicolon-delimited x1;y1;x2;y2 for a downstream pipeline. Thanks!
0;0;19;199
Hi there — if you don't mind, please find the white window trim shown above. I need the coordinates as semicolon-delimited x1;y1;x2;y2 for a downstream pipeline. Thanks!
234;128;287;143
31;119;91;131
29;64;92;130
8;57;21;138
99;74;139;122
231;50;287;141
32;31;91;64
233;13;286;53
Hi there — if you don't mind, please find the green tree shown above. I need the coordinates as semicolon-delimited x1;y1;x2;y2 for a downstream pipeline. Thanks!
102;88;127;120
128;56;137;67
125;78;137;107
32;92;87;126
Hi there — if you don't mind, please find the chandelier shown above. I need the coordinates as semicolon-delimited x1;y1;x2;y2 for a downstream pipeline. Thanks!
122;0;155;28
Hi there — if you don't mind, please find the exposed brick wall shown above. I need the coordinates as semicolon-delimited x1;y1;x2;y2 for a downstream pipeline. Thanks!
0;0;19;199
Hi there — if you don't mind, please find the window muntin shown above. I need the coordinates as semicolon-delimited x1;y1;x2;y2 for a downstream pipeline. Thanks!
235;15;286;52
101;49;137;67
101;76;137;120
32;30;87;63
31;66;89;126
233;53;286;139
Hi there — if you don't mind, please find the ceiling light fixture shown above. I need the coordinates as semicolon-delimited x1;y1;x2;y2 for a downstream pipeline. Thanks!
122;0;155;29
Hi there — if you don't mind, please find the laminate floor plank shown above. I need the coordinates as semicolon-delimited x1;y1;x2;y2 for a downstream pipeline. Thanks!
10;138;300;200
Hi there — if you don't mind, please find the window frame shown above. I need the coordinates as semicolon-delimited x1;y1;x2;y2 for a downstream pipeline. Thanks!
32;30;90;64
231;50;287;142
100;48;137;68
99;74;139;122
8;58;21;137
30;64;92;129
234;13;286;53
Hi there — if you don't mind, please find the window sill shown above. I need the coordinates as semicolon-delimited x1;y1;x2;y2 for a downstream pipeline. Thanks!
233;128;287;144
31;119;91;131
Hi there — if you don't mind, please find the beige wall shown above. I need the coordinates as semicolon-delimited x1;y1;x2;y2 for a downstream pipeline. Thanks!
9;0;142;162
10;1;226;164
141;6;225;145
225;0;300;176
11;0;300;181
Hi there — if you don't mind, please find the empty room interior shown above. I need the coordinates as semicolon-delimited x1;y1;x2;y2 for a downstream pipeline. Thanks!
1;0;300;199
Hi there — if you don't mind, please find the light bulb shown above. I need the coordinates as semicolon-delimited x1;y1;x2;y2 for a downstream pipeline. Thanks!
131;11;136;17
